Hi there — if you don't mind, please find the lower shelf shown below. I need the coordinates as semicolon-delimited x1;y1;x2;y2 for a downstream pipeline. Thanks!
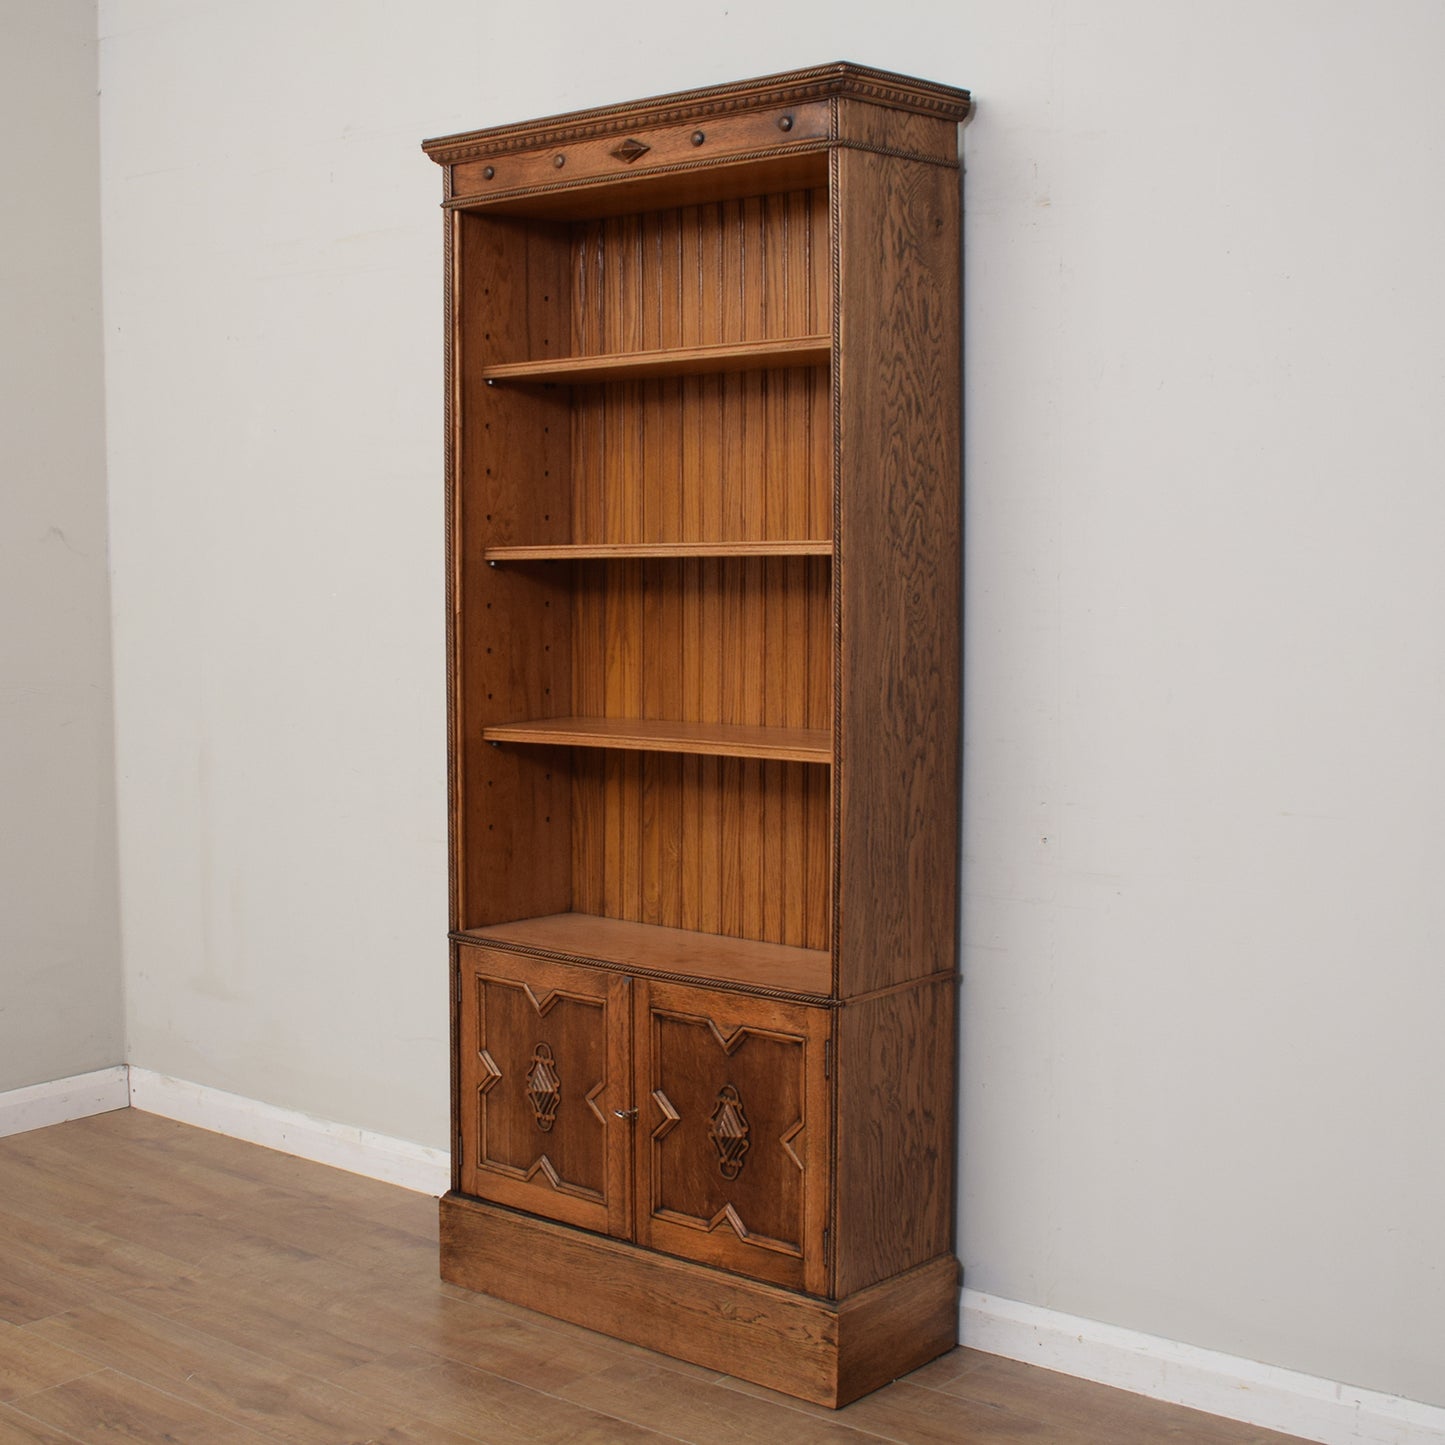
440;1192;960;1408
481;716;832;764
457;911;832;998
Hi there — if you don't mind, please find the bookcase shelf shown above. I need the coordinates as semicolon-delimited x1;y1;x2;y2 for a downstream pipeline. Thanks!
484;540;832;562
481;335;829;385
483;716;831;764
458;912;832;999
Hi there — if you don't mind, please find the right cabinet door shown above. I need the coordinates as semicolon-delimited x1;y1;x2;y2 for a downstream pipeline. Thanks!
633;979;831;1294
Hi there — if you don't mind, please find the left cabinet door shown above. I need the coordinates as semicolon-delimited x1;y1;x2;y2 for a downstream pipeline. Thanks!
456;944;632;1238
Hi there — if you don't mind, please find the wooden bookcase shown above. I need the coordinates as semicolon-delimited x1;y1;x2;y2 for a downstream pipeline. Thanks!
423;61;969;1408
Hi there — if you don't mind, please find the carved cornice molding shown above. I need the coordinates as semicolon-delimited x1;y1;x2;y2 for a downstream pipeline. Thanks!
422;61;971;167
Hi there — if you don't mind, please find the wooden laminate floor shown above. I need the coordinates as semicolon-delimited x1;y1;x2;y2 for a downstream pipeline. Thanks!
0;1111;1309;1444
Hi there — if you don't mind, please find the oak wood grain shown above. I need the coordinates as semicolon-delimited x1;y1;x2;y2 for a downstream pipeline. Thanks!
439;1195;961;1408
460;911;830;997
632;980;831;1294
423;62;970;164
455;946;631;1238
832;978;957;1295
483;715;830;763
450;153;831;225
484;540;831;560
833;146;962;996
483;335;828;384
450;102;833;208
441;1192;846;1403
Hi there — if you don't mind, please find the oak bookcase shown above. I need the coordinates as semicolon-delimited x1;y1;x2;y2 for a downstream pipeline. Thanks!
423;61;969;1407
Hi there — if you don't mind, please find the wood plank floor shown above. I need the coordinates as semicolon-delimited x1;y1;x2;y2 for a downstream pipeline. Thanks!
0;1111;1309;1444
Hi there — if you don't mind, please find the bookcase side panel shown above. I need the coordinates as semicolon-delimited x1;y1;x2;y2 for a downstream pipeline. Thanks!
832;977;958;1296
832;146;962;997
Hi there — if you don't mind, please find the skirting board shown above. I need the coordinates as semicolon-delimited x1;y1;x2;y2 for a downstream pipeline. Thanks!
0;1066;130;1138
126;1068;450;1196
962;1290;1445;1445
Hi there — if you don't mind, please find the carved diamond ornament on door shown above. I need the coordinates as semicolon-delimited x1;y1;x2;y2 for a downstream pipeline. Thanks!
709;1084;750;1178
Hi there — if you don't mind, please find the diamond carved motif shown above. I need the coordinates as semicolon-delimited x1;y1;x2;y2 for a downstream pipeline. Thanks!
708;1084;750;1180
526;1043;561;1132
610;137;651;164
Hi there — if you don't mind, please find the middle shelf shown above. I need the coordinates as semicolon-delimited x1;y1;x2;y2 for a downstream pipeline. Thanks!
483;716;831;764
483;540;832;562
480;334;830;386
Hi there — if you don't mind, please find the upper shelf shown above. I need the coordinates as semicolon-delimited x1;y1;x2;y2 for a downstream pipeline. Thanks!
481;336;830;386
483;716;831;764
484;540;832;562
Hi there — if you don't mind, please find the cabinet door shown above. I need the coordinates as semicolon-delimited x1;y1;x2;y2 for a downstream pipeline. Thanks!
456;945;631;1237
633;980;830;1293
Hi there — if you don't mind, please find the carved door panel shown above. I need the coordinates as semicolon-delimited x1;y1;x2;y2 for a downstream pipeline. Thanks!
633;980;831;1294
456;944;631;1237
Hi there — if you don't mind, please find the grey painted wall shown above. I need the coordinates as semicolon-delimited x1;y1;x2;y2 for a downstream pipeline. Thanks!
0;0;124;1090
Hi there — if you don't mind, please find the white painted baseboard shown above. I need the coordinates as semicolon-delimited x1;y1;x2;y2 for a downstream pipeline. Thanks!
962;1289;1445;1445
126;1067;450;1196
0;1066;130;1138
